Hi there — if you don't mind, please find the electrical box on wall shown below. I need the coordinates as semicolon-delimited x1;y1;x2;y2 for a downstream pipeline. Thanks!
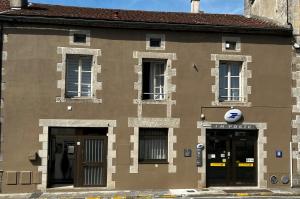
184;149;192;157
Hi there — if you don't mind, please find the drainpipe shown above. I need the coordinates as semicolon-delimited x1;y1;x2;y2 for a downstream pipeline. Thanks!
287;0;289;25
290;142;294;187
0;23;3;192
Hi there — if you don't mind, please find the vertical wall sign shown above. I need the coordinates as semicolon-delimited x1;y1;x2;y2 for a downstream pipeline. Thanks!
196;144;204;167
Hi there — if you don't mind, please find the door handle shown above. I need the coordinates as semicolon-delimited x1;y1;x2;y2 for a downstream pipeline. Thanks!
227;152;231;159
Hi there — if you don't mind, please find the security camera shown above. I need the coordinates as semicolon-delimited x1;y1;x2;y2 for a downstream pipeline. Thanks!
294;43;300;49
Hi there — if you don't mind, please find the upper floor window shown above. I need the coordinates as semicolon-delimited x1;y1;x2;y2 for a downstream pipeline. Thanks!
222;36;241;52
139;128;168;164
142;59;166;101
66;55;92;98
225;41;237;50
69;30;90;46
73;34;87;43
219;61;242;102
146;34;166;50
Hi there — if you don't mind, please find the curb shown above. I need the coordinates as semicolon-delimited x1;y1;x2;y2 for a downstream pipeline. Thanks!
185;192;300;197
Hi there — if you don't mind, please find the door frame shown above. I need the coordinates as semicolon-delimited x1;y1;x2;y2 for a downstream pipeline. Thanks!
38;119;117;191
197;121;268;188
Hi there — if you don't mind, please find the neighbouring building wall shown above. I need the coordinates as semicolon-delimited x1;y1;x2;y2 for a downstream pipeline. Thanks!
245;0;288;25
245;0;300;187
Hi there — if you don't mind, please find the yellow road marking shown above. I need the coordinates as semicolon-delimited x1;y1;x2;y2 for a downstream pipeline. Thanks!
86;197;101;199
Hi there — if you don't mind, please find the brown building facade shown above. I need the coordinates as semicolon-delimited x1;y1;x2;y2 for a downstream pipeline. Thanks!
0;0;294;193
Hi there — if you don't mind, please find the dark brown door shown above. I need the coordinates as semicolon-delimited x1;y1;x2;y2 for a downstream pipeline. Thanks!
206;130;257;187
206;132;231;186
232;132;257;186
75;135;107;187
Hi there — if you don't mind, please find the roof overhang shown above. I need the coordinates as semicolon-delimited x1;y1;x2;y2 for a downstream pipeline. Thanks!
0;15;293;36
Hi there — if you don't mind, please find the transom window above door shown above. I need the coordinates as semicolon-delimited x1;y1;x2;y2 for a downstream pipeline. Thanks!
66;55;93;98
219;61;242;102
142;59;167;101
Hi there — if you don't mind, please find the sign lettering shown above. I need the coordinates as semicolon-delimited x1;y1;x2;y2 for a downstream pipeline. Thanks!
211;124;257;130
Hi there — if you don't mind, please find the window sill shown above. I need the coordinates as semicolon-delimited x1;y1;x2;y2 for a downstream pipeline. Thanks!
138;161;169;164
56;97;102;104
141;99;168;104
146;47;165;51
213;101;251;107
222;49;241;53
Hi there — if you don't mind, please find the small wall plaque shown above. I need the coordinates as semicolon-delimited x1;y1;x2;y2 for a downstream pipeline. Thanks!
184;149;192;157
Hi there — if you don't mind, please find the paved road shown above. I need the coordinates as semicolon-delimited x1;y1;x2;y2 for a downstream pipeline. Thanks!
189;197;300;199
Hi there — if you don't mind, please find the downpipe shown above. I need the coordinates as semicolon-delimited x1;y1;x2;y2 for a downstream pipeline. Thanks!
290;142;294;188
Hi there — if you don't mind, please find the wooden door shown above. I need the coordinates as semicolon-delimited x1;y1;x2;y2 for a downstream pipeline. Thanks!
75;135;107;187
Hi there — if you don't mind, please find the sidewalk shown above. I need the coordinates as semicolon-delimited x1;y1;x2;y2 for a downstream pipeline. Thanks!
0;188;300;199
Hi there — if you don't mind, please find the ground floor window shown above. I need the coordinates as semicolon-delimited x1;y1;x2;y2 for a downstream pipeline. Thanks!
138;128;168;163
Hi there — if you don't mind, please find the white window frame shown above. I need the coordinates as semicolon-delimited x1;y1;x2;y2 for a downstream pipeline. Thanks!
142;60;167;101
219;62;242;102
56;47;102;103
66;55;93;99
211;54;252;107
146;34;166;51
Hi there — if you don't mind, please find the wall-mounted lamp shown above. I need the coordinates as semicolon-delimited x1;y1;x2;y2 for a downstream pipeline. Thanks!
200;113;205;120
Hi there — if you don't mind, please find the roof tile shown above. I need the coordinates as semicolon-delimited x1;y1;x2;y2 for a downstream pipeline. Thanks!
0;1;287;30
0;0;10;12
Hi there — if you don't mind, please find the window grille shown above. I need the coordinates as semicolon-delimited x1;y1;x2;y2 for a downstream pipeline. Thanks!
139;128;168;163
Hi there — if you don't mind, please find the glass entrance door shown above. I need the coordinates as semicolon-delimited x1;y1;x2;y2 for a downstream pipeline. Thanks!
206;130;257;187
232;131;257;186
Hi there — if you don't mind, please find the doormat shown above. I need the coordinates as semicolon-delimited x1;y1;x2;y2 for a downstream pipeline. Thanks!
223;189;272;193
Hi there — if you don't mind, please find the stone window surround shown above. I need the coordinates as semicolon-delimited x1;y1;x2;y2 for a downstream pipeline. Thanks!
69;29;91;46
56;47;102;103
222;36;241;52
133;51;177;118
197;121;267;188
0;34;8;162
146;34;166;51
128;117;180;174
211;54;252;107
37;119;117;191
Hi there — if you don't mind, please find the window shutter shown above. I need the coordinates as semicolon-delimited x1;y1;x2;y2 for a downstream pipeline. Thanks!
66;55;79;97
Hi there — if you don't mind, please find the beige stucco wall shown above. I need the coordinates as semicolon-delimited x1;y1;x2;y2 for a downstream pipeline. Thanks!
246;0;287;25
0;23;292;193
246;0;300;37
